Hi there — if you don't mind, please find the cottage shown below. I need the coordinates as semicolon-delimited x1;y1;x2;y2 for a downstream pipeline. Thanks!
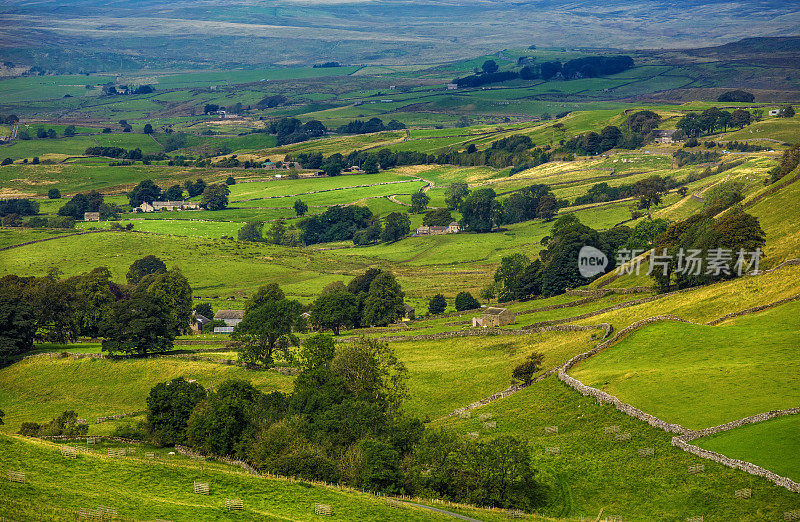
653;129;678;144
447;83;459;90
153;200;199;211
481;307;515;327
190;312;211;333
403;303;415;321
83;212;100;222
213;309;245;327
137;202;155;213
416;222;460;236
447;221;461;233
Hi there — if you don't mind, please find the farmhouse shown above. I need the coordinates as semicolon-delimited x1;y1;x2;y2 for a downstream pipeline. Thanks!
214;309;245;327
416;222;461;235
653;129;679;144
137;201;199;212
403;303;415;320
475;307;515;327
190;312;210;333
83;212;100;222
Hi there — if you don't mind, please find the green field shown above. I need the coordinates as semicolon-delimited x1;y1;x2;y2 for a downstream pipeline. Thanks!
570;300;800;429
695;414;800;482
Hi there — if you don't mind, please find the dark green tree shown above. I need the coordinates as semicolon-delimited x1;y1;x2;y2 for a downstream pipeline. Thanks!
427;294;446;315
294;199;308;216
422;208;453;226
481;60;499;74
454;291;480;311
311;291;360;335
143;124;154;134
381;212;410;243
410;191;430;214
48;188;61;199
136;269;193;334
146;377;207;445
232;286;302;366
445;183;469;210
163;185;183;201
225;176;236;185
511;352;544;384
362;272;406;327
126;255;167;284
238;220;264;242
128;179;162;207
101;294;177;355
0;276;37;358
201;183;230;211
459;188;499;232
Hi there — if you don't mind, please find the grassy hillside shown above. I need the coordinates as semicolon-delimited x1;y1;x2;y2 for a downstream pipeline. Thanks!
0;434;505;522
569;300;800;429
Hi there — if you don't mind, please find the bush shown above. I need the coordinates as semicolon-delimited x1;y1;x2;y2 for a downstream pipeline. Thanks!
511;352;544;384
48;188;61;199
454;291;480;311
428;294;446;315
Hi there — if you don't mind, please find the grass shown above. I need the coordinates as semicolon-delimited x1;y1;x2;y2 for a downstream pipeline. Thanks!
695;414;800;482
569;299;800;429
434;376;800;521
0;434;484;522
0;356;295;433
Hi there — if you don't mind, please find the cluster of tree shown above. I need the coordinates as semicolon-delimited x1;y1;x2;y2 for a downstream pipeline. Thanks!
673;149;722;167
127;178;223;209
237;220;299;246
0;256;191;360
309;270;407;334
422;208;453;226
84;146;145;160
427;291;480;315
777;105;795;118
25;215;75;229
563;110;663;155
313;61;341;68
0;198;39;217
255;95;288;109
299;205;374;244
0;114;18;124
266;118;327;146
676;107;753;137
721;140;767;152
717;90;755;103
574;175;677;209
138;339;544;509
454;55;633;88
493;215;631;300
650;209;765;291
19;411;87;438
57;190;119;220
449;183;561;234
769;144;800;183
336;118;406;135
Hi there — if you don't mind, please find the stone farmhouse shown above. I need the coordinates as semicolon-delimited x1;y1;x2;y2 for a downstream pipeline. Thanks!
136;201;200;212
416;222;461;235
653;129;679;144
213;309;245;334
83;212;100;222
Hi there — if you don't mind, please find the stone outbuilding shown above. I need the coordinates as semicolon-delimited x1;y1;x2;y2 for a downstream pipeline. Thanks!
481;307;515;327
213;309;245;327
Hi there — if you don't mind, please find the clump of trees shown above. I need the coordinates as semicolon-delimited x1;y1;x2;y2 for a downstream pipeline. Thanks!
0;198;39;217
769;144;800;183
58;190;119;220
136;335;545;510
650;209;765;291
717;90;755;103
19;411;88;438
493;214;631;300
266;118;327;145
337;117;406;135
0;256;192;361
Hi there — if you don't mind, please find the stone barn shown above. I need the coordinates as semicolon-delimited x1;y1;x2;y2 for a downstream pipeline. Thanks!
213;309;245;327
482;307;515;327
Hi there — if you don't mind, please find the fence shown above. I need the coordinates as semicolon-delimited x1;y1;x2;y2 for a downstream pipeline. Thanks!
544;426;559;435
225;499;244;510
193;481;210;495
6;470;26;483
314;503;332;515
61;445;77;459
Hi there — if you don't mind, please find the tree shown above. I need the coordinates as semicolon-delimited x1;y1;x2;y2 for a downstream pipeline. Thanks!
201;183;230;211
0;276;37;358
126;255;167;284
294;199;308;216
57;191;101;220
298;333;336;371
163;184;183;201
194;302;214;320
232;286;302;366
511;352;544;384
238;220;264;242
146;377;207;445
48;188;61;199
137;269;193;334
128;179;162;207
225;176;236;185
268;220;287;245
730;109;752;129
311;291;360;335
455;291;480;311
717;90;754;103
459;188;498;233
362;272;405;327
143;123;154;134
381;212;410;243
63;125;76;137
101;294;177;355
185;179;206;198
445;183;469;210
422;208;453;226
428;294;446;315
481;60;499;74
494;253;531;300
410;191;430;214
780;105;795;118
73;266;116;338
479;283;497;304
632;176;667;212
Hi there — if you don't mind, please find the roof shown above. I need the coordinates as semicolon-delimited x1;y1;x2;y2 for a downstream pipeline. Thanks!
193;313;210;325
403;303;415;312
214;309;245;320
483;307;510;315
449;222;459;226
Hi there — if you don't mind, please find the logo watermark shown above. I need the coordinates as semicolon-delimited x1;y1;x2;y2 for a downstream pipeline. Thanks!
578;246;608;278
615;248;762;276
